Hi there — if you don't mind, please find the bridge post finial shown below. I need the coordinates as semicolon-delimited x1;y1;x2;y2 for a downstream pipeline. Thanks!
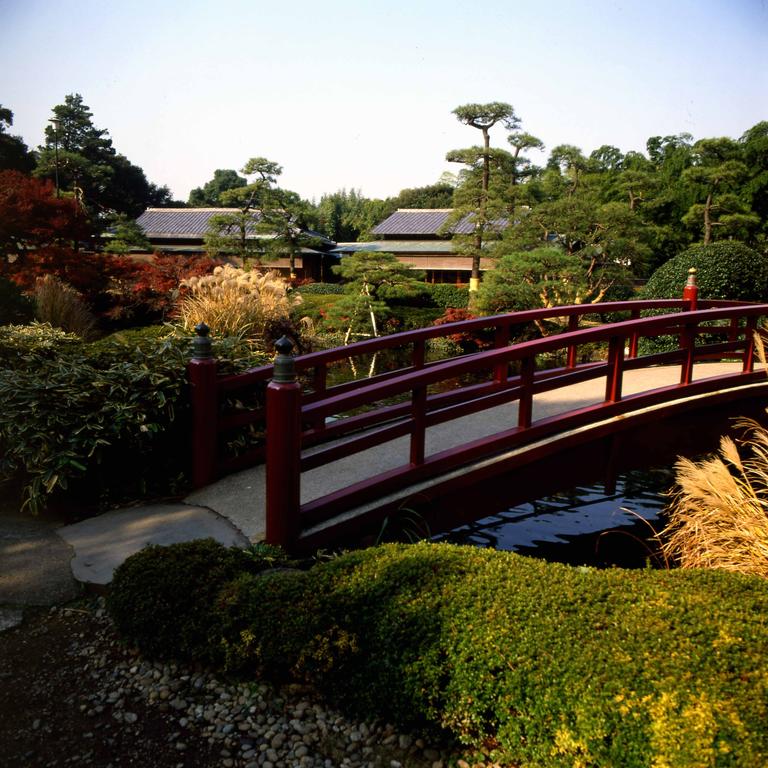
683;267;698;311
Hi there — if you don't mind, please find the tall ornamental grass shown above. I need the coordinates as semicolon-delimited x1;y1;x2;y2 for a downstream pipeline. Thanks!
33;274;98;340
662;330;768;576
662;419;768;577
177;265;300;344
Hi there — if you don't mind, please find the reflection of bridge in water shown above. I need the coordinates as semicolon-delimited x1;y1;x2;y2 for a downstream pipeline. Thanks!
187;296;768;553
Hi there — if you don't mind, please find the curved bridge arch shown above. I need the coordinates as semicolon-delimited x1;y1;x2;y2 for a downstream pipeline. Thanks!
188;299;768;552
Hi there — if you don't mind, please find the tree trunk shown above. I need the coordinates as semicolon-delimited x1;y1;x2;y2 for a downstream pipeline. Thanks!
703;191;713;245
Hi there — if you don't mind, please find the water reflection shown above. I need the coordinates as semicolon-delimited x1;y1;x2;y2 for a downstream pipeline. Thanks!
434;466;676;568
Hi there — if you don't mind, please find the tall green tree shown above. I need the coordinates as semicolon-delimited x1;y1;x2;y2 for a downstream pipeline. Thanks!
0;106;35;173
681;138;758;244
188;169;247;206
35;94;168;219
740;121;768;242
445;101;519;292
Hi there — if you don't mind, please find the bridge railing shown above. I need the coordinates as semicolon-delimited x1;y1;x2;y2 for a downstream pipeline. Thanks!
261;303;767;544
189;295;752;487
189;286;768;545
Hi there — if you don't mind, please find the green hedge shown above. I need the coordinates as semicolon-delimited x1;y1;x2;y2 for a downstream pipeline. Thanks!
109;540;768;767
639;241;768;356
0;324;269;514
426;283;470;309
296;282;345;295
642;241;768;301
108;539;291;663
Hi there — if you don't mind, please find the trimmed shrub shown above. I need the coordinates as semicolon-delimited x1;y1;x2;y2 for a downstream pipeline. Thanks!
212;543;768;767
639;241;767;355
296;282;344;295
108;539;291;663
426;283;470;309
642;241;768;301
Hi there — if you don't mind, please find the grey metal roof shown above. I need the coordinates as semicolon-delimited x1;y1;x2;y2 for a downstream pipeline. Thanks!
371;208;508;236
371;209;459;236
136;208;335;247
136;208;264;238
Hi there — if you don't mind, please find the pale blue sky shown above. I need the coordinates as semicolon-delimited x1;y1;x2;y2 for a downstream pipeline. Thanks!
1;0;766;202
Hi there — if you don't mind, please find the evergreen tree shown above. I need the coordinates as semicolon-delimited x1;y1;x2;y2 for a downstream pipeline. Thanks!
0;106;35;173
445;102;519;293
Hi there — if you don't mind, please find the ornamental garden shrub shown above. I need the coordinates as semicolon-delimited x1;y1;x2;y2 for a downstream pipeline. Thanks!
108;539;291;664
639;241;768;354
426;283;470;309
296;282;344;295
0;324;269;515
109;540;768;767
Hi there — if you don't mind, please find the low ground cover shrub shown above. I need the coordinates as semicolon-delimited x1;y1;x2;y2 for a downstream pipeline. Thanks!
108;539;291;663
110;540;768;767
0;324;269;514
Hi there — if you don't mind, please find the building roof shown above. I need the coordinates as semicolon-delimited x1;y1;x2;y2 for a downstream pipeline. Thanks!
136;208;263;239
136;208;335;247
371;208;508;237
371;209;467;236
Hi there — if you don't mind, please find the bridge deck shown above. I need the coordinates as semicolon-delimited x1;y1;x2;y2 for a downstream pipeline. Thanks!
185;361;755;543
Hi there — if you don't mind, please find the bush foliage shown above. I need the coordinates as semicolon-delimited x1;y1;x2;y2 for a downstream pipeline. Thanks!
296;282;345;295
642;241;768;301
109;540;768;767
108;539;291;663
0;324;269;514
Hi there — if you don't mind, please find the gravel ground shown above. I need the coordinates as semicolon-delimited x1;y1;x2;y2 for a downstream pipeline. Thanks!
0;599;495;768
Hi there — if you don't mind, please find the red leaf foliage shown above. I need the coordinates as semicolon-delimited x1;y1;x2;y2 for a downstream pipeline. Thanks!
433;307;495;352
0;171;91;251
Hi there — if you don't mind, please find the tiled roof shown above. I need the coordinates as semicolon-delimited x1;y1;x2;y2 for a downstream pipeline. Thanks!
136;208;262;239
371;209;508;236
136;208;335;247
371;209;461;236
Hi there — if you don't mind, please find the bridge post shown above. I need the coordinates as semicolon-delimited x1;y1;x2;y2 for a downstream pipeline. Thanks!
605;336;625;402
188;323;219;488
266;336;302;549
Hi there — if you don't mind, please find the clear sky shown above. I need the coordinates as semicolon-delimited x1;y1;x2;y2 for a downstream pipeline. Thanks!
1;0;766;203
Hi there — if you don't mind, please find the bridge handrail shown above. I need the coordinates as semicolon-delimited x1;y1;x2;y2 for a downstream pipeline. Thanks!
263;301;768;544
299;304;767;421
215;298;746;394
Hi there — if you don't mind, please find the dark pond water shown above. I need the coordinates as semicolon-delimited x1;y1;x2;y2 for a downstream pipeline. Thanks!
433;465;677;568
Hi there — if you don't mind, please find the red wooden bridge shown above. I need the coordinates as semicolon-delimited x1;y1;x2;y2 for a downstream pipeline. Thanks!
188;283;768;553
